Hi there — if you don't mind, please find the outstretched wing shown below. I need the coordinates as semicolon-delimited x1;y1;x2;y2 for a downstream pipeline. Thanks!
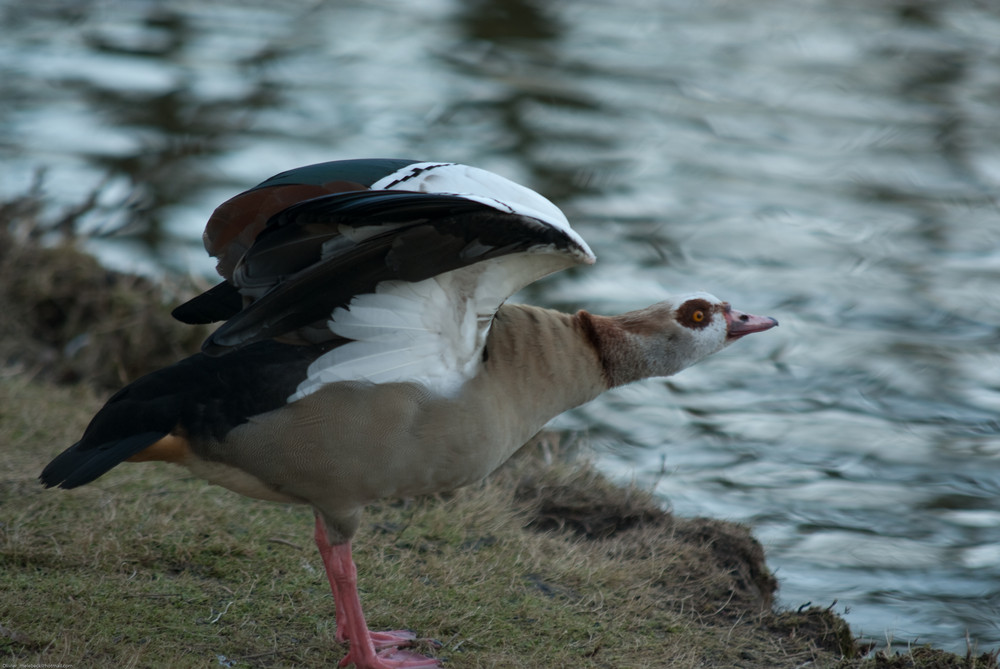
207;190;590;346
173;160;595;397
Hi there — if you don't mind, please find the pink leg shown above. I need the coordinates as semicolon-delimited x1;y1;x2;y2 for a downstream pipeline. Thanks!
314;516;441;669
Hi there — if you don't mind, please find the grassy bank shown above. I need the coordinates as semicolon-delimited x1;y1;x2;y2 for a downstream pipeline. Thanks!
1;191;996;668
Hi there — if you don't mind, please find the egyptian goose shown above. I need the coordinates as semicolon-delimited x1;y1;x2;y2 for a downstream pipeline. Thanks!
40;159;777;668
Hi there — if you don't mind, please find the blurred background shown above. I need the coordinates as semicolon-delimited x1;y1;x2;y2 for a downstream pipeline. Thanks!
2;0;999;652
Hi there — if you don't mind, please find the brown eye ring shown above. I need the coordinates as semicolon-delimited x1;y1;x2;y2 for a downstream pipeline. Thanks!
676;298;713;329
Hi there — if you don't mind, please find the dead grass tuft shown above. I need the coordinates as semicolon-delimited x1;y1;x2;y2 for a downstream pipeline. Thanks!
869;646;999;669
0;182;210;390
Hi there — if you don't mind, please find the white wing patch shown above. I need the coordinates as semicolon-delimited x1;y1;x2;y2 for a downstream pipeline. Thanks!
372;162;595;260
288;251;577;402
287;277;471;401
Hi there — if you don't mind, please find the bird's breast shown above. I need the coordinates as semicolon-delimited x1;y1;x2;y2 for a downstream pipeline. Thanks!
186;379;526;511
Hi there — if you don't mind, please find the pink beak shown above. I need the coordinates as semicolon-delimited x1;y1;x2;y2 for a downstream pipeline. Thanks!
724;305;778;341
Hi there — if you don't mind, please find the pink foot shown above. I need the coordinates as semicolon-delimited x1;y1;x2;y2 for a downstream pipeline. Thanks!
339;643;441;668
338;629;441;667
369;629;417;650
314;516;441;669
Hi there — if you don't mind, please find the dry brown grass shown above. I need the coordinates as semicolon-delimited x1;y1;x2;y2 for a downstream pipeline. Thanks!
0;185;210;390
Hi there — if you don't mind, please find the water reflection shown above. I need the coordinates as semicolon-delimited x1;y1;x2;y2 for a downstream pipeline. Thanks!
448;0;618;203
66;6;284;252
1;0;999;652
456;0;562;43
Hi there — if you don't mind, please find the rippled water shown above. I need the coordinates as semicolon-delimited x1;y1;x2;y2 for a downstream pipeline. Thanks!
3;0;999;652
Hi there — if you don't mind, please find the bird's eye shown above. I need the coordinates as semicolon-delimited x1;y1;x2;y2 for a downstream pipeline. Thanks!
677;298;713;329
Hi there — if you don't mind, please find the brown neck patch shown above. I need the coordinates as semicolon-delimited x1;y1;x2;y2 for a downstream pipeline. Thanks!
573;310;627;388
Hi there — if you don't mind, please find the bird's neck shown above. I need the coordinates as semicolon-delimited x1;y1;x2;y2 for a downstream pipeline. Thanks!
481;304;607;417
572;305;689;388
485;303;674;406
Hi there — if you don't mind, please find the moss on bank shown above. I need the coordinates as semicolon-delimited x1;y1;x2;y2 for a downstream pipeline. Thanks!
1;190;996;668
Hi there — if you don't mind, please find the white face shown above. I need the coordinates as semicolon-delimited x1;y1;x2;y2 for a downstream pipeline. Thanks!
614;292;777;383
669;292;732;363
665;290;779;365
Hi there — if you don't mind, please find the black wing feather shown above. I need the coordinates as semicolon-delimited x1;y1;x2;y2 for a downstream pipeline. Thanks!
41;432;167;489
171;280;242;324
